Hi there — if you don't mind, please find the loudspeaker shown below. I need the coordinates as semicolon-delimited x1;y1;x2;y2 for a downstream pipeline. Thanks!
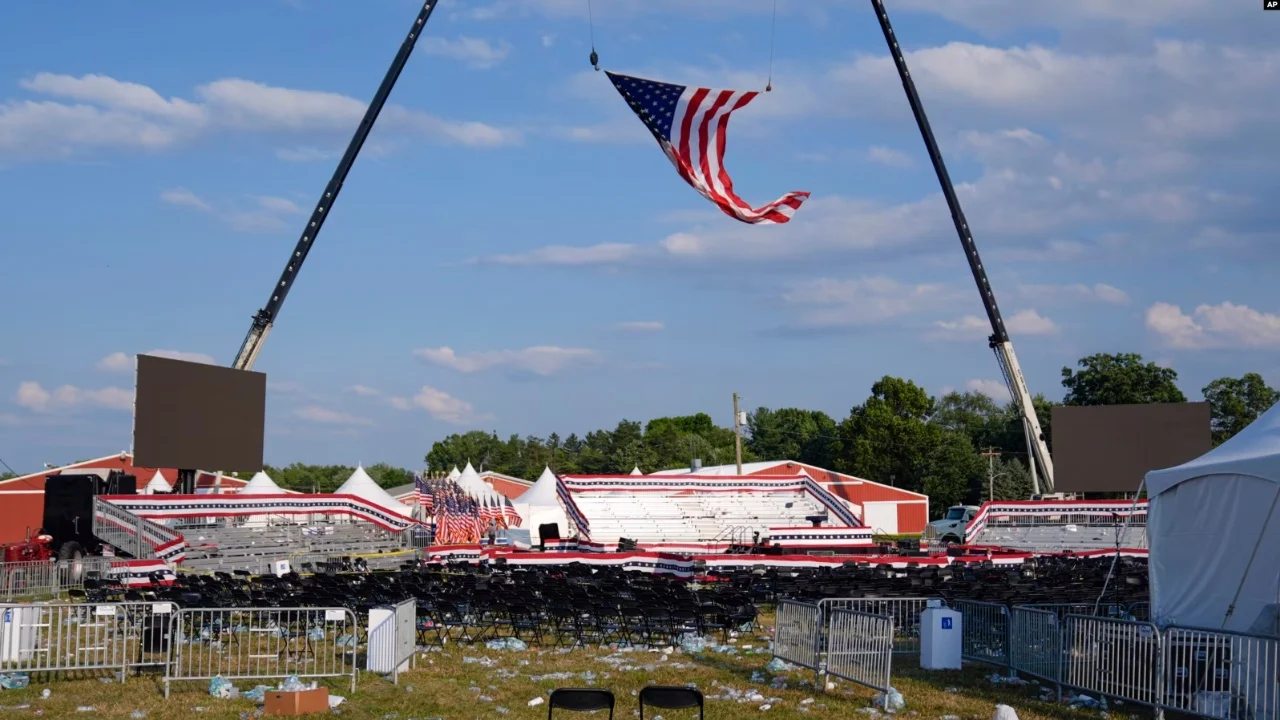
41;475;97;549
538;523;561;542
108;472;137;495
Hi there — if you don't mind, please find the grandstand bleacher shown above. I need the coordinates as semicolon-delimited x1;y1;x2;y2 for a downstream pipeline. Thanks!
178;521;413;574
573;490;830;545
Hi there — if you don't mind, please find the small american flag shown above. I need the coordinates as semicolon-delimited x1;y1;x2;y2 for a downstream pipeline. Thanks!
607;71;809;225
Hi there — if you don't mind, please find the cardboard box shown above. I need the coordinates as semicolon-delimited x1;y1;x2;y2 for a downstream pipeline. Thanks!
264;687;330;716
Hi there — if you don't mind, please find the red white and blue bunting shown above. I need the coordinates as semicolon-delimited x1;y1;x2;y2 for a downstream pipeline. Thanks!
101;493;425;534
963;500;1149;543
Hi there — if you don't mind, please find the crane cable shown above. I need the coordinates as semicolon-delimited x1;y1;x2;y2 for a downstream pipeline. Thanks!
587;0;599;70
765;0;778;91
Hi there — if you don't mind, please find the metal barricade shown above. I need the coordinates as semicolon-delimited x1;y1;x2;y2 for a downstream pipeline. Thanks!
819;597;937;654
1063;615;1162;708
826;609;894;706
956;600;1010;668
367;598;416;683
1161;625;1279;720
1010;606;1061;689
164;607;359;697
1127;602;1151;622
1026;602;1129;621
0;558;121;601
0;601;169;679
773;600;822;671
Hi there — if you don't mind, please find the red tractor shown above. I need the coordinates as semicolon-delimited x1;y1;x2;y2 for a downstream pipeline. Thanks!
0;472;126;583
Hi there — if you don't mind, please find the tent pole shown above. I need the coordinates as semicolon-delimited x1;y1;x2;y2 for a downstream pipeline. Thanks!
1222;485;1280;627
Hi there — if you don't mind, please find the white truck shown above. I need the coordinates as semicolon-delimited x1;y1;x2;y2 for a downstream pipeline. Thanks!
925;505;981;545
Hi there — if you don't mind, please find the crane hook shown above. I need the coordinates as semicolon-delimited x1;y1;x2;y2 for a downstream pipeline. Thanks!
590;49;600;71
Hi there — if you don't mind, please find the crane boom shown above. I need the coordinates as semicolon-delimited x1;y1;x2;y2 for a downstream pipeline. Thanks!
869;0;1054;493
231;1;440;372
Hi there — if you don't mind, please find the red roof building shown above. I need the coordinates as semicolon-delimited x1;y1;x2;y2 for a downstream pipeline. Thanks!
0;453;248;544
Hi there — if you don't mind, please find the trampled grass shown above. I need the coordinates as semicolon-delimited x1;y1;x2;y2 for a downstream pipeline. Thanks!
0;628;1138;720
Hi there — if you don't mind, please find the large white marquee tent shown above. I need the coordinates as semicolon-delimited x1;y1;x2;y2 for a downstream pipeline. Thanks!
1147;403;1280;633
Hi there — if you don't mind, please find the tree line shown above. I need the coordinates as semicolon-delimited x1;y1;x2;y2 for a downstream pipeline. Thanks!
423;353;1278;513
13;353;1274;511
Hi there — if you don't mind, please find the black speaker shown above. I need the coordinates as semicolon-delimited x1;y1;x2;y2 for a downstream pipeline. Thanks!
108;472;137;495
538;523;561;542
41;475;97;549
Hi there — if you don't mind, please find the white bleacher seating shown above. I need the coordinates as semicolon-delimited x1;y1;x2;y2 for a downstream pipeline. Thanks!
572;488;832;546
177;518;412;573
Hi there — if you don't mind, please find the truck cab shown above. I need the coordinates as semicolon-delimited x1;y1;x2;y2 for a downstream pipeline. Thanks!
926;505;980;545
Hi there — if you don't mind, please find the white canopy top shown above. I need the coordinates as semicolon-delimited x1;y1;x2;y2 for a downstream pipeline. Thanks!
518;466;561;507
240;470;285;495
629;466;643;476
447;466;461;481
335;465;411;515
143;470;170;495
455;462;489;495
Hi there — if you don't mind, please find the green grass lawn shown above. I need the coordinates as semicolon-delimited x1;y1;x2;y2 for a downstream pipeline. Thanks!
0;626;1137;720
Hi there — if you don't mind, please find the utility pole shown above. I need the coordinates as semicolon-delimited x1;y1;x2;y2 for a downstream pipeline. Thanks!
733;393;744;475
981;448;1001;502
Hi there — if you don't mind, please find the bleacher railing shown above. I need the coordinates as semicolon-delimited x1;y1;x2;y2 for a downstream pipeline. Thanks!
164;606;359;697
825;608;894;705
963;500;1148;545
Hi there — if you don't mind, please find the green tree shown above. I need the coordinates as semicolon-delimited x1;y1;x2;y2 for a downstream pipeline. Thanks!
425;431;507;475
1061;353;1186;405
835;376;937;493
0;472;15;482
919;430;984;514
1203;373;1280;445
745;407;840;467
265;463;355;493
365;463;413;489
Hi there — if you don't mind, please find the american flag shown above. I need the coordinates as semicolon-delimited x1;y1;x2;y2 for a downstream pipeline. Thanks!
606;71;809;225
554;474;591;538
503;496;522;528
414;473;434;513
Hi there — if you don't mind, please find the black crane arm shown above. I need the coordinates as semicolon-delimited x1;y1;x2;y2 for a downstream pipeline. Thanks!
231;1;441;371
870;0;1054;491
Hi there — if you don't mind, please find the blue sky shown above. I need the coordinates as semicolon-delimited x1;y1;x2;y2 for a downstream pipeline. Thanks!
2;0;1277;473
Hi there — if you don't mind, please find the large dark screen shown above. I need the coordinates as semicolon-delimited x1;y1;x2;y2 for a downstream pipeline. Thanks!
133;354;265;471
1052;402;1211;493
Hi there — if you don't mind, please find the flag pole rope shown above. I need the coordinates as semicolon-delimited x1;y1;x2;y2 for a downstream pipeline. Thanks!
766;0;778;91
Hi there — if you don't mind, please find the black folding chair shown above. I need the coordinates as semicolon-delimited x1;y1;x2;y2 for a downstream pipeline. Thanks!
639;686;703;720
548;688;614;720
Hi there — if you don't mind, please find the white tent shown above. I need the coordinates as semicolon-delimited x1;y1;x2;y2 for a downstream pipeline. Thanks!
447;466;461;481
515;466;566;543
455;462;489;496
629;466;643;476
335;465;412;516
1146;404;1280;633
240;471;285;495
142;470;169;495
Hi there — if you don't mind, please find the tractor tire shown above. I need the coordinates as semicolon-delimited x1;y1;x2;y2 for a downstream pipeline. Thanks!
57;541;86;584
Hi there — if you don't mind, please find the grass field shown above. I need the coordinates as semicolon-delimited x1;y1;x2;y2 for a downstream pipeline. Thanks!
0;625;1135;720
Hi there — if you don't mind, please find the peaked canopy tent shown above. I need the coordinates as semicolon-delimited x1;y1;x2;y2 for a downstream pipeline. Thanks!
142;470;170;495
239;471;285;495
336;465;412;516
515;466;568;544
1146;404;1280;633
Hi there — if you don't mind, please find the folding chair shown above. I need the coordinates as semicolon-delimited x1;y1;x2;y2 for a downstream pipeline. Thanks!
639;686;703;720
548;688;615;720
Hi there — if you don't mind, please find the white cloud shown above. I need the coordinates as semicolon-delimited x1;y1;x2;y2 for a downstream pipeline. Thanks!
1146;301;1280;349
1017;283;1129;305
293;406;374;426
966;379;1012;403
143;349;217;365
15;381;133;412
615;321;665;332
868;145;913;168
783;277;959;329
97;352;131;372
1;72;519;160
408;386;481;424
421;36;512;69
471;242;638;267
267;381;304;395
932;309;1057;339
540;34;556;48
274;146;335;163
348;385;382;397
414;346;599;376
160;187;211;212
255;196;303;215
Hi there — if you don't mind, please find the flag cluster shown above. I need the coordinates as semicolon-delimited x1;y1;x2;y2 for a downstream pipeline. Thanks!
413;473;521;545
555;474;592;538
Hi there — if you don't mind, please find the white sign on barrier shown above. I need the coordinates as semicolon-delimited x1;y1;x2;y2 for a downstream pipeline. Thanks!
325;609;347;622
94;605;116;616
152;602;172;614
